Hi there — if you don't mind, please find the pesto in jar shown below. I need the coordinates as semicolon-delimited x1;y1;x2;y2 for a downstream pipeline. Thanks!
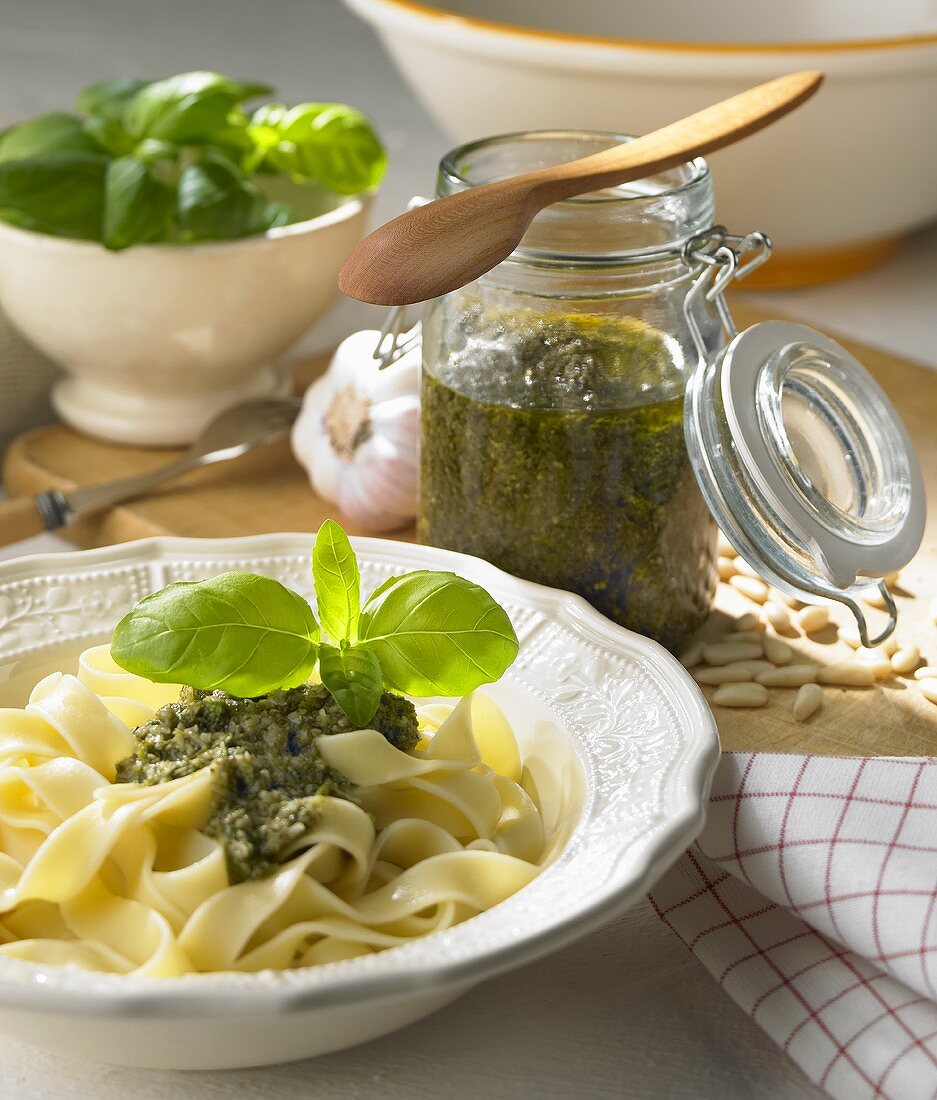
419;302;716;653
116;683;419;884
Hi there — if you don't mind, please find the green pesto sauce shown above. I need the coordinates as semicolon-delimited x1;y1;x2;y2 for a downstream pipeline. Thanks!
419;304;716;653
116;683;419;884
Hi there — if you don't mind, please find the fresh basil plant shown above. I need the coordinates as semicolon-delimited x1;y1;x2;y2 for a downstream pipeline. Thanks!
0;71;386;249
111;521;519;725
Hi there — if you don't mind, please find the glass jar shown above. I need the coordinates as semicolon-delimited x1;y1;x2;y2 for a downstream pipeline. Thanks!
418;131;725;653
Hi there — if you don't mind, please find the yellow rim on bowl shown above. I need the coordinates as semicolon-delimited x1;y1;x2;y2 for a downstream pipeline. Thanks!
380;0;937;52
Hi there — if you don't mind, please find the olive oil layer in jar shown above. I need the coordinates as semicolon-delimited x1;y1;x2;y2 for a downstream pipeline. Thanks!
419;132;725;653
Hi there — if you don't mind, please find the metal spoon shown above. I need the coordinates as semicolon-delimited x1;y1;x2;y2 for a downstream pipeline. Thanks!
338;71;823;306
0;398;301;546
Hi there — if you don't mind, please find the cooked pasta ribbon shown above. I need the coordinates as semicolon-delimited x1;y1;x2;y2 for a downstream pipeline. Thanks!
0;645;566;975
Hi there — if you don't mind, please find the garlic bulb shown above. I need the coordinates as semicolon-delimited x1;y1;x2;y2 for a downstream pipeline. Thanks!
291;329;420;532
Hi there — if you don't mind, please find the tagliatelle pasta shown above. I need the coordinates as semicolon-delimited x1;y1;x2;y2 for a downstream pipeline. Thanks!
0;645;560;976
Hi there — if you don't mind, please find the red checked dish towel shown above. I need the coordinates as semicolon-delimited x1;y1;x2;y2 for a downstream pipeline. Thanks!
648;753;937;1100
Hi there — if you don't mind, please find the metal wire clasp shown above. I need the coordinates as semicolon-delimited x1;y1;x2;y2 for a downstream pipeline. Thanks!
681;226;773;362
372;196;430;370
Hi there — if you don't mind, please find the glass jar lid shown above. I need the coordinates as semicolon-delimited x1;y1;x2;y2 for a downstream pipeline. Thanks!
685;319;925;645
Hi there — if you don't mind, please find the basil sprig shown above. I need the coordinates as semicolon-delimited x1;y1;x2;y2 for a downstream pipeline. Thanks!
0;70;386;250
111;521;519;724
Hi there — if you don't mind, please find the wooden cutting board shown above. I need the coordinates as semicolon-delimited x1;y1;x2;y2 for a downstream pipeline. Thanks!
4;304;937;758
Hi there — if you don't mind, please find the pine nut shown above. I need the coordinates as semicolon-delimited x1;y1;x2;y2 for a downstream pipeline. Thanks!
796;606;829;634
762;601;792;632
717;556;738;581
763;636;793;666
717;533;737;558
723;631;764;644
703;642;763;666
712;683;769;708
884;571;901;588
735;612;761;632
879;634;899;656
891;645;921;676
757;665;818;687
793;683;823;722
817;663;875;687
733;557;762;579
776;591;803;610
730;660;776;676
856;649;894;679
729;575;769;604
840;625;862;649
913;666;937;681
694;666;754;685
679;641;705;669
920;680;937;705
863;587;888;609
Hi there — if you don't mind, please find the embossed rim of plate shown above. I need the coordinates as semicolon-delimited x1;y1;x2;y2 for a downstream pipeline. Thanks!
0;534;719;1017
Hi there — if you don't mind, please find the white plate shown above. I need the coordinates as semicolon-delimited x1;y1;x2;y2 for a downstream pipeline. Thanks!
0;534;718;1069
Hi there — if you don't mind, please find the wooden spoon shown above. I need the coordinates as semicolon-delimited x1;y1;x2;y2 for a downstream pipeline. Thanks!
339;70;823;306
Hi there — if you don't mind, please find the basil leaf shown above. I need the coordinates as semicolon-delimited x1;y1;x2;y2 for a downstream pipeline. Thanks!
124;71;270;144
312;519;360;643
359;571;518;696
103;155;173;250
111;572;320;696
176;154;268;240
318;643;383;725
0;113;99;163
76;78;149;123
254;102;387;195
0;151;108;240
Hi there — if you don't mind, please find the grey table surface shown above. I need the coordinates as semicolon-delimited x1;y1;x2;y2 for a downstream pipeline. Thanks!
0;1;935;1095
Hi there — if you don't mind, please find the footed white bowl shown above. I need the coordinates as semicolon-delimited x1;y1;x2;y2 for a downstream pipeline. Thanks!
0;196;370;447
0;535;718;1069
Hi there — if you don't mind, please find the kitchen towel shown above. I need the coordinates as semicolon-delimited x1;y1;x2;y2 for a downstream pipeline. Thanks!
648;753;937;1100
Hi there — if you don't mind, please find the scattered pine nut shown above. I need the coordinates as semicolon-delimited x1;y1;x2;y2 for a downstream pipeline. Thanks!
757;665;818;687
703;641;764;666
891;644;921;676
733;557;762;579
817;663;875;687
796;606;829;634
763;636;793;666
712;682;769;708
920;680;937;705
717;556;738;581
735;612;761;632
776;591;804;610
679;641;705;669
879;634;899;656
913;666;937;680
863;587;889;610
763;601;792;632
730;659;776;676
717;533;737;558
723;630;764;644
884;571;901;587
694;666;754;685
840;625;862;649
793;683;823;722
855;649;894;680
729;575;769;604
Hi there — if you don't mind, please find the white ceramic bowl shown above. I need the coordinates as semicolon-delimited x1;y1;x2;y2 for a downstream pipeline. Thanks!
0;195;370;447
344;0;937;287
0;534;718;1070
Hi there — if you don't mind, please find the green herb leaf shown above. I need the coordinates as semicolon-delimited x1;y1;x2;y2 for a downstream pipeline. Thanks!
124;71;270;144
318;642;383;725
0;113;100;163
312;519;361;643
359;571;518;696
111;572;320;696
251;102;386;195
76;78;149;122
0;151;108;240
176;153;268;240
102;155;173;250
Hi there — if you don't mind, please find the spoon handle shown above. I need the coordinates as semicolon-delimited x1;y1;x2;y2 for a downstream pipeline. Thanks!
527;71;822;206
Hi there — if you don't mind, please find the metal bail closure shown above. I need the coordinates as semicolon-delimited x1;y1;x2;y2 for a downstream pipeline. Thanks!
685;318;926;647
